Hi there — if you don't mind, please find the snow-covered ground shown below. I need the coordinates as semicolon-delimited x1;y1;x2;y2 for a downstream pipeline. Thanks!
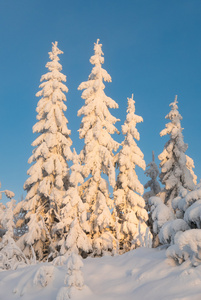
1;247;201;300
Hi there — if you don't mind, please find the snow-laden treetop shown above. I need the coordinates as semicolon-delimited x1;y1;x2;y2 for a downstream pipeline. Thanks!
122;94;143;141
115;94;145;194
32;40;71;151
160;95;183;137
145;152;159;181
38;41;68;91
88;39;111;83
48;41;63;63
78;39;118;114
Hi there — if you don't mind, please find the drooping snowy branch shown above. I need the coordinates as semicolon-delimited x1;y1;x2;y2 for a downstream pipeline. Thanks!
0;181;15;201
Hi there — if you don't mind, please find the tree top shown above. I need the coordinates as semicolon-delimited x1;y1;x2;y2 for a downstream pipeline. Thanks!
48;41;63;62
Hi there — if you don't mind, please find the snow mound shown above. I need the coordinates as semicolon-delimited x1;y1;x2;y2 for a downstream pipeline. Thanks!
167;229;201;266
1;248;201;299
33;265;55;287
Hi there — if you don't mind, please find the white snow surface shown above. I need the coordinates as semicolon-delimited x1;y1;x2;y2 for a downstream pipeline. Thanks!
1;247;201;300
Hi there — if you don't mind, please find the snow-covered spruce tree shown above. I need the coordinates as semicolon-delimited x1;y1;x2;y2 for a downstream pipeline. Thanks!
148;195;175;247
143;152;161;246
18;42;72;261
57;249;88;300
53;149;92;262
0;182;15;238
114;94;151;253
158;95;195;207
77;39;119;256
159;184;201;266
144;151;161;202
149;96;196;247
0;193;28;270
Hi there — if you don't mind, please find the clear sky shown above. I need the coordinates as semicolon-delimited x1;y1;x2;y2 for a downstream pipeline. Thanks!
0;0;201;202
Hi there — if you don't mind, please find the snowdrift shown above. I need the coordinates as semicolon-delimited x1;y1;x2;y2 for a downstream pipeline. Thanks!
1;247;201;300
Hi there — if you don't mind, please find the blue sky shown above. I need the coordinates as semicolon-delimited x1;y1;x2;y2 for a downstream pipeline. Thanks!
0;0;201;202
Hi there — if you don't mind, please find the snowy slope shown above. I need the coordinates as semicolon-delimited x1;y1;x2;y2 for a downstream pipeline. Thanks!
1;247;201;300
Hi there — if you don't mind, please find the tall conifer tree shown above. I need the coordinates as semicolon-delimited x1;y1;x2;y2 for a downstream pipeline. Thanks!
114;94;150;252
78;39;119;256
158;96;195;207
19;42;72;260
